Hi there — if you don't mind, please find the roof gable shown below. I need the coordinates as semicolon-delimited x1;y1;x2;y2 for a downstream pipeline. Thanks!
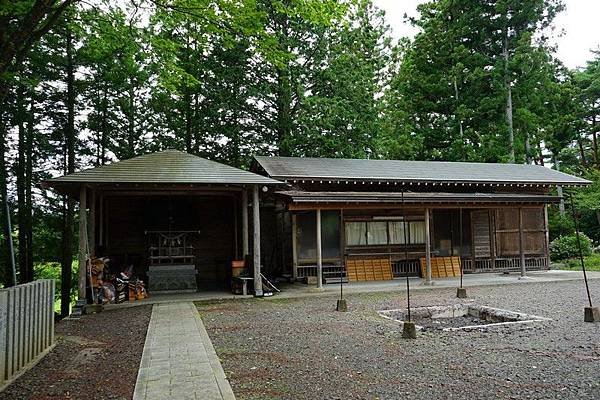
254;156;590;186
47;150;280;186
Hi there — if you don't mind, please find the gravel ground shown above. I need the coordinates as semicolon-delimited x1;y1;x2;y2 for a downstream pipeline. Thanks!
0;306;151;400
197;279;600;400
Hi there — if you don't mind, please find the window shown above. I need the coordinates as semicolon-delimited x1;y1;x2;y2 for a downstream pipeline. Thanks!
367;222;388;245
389;221;407;244
409;221;426;244
345;219;426;246
345;222;367;246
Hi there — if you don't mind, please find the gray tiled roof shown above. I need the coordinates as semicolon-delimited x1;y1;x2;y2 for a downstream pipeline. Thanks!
255;156;589;186
46;150;281;186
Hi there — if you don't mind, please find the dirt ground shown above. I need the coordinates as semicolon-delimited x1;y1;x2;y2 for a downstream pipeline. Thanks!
0;306;151;400
197;279;600;400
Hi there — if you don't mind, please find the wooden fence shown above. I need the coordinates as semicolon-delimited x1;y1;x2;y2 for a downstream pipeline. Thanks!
0;280;55;389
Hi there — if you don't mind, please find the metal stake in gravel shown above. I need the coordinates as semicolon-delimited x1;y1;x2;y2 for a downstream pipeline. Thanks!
568;194;599;322
337;244;347;311
401;191;416;339
456;207;467;299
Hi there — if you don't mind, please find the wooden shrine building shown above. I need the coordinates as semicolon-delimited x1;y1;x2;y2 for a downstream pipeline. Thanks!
43;150;280;299
253;156;590;286
43;151;591;299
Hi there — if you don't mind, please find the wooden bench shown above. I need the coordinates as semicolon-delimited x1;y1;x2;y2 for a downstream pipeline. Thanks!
346;259;393;282
419;256;461;279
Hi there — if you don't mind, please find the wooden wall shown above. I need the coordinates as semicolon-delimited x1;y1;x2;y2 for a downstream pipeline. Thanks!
99;194;237;287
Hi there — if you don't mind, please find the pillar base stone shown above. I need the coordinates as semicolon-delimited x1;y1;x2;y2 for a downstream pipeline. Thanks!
402;321;417;339
456;288;468;298
421;280;435;286
584;307;600;322
336;299;347;312
518;275;534;280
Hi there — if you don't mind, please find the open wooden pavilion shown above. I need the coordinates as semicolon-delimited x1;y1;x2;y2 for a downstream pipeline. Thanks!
253;156;591;286
43;150;281;299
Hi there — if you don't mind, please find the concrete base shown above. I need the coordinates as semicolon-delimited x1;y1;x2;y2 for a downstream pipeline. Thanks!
421;280;435;286
402;321;417;339
85;304;104;314
70;299;87;317
518;275;534;280
148;264;197;292
584;307;600;322
304;276;318;285
336;299;348;312
456;287;468;298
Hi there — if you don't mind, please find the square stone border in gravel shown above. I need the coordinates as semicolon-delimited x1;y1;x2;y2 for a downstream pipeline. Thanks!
379;304;552;331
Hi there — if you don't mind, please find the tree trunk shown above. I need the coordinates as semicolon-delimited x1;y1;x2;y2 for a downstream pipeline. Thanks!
553;155;565;216
592;116;598;167
503;29;515;163
0;106;16;286
577;134;587;167
276;66;293;156
61;20;75;317
100;85;108;165
184;86;192;153
127;77;135;158
16;85;32;283
25;98;34;283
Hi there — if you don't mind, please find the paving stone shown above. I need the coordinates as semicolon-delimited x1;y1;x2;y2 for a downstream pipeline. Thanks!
132;302;236;400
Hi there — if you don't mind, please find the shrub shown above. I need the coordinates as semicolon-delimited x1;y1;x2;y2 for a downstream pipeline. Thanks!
550;233;592;261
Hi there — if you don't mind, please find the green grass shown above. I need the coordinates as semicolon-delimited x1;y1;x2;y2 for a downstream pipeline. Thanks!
560;253;600;271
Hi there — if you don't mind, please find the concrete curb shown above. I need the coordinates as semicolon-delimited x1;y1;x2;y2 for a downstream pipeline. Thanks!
132;304;156;400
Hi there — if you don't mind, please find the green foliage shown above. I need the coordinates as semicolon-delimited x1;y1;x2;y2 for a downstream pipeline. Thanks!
563;253;600;271
547;208;574;240
550;233;592;261
34;261;78;312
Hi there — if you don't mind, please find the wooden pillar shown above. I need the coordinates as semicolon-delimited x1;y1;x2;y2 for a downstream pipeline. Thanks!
233;196;238;259
78;186;88;300
519;207;526;277
98;194;103;246
88;189;96;257
544;204;550;268
252;185;263;296
489;209;496;269
291;213;298;280
425;208;432;284
316;208;323;289
242;188;249;258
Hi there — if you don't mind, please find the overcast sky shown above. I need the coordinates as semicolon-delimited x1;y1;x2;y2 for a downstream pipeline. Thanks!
373;0;600;69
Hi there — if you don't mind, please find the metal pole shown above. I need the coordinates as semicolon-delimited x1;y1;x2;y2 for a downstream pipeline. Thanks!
459;207;463;289
402;191;411;322
5;198;16;286
568;194;593;308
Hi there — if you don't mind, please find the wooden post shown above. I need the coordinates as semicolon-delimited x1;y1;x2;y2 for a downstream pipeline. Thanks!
291;213;298;280
425;208;432;284
252;185;263;296
544;204;550;268
519;207;526;277
242;188;249;258
233;196;238;258
316;208;323;289
78;186;88;300
489;209;496;270
89;188;96;257
98;194;103;246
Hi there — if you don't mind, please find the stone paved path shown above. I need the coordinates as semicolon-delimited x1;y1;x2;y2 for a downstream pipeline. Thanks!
133;302;235;400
